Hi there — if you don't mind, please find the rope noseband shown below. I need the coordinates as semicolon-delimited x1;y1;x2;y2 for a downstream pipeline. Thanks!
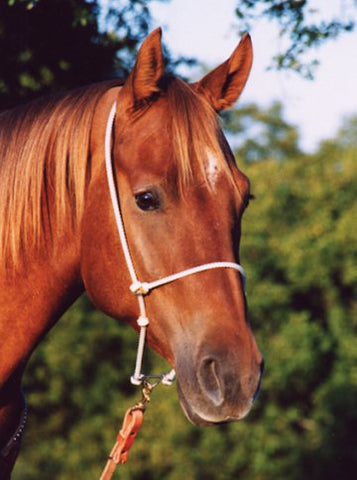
104;102;247;386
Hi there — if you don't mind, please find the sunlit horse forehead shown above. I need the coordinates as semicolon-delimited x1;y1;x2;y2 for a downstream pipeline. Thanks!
123;75;234;190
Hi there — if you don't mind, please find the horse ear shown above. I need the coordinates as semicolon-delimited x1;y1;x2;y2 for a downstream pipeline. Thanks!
122;27;165;106
195;33;253;111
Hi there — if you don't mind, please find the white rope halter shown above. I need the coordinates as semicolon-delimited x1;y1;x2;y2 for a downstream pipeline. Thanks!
104;102;247;386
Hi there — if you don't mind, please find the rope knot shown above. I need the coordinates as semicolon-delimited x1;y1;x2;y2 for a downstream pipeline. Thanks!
161;369;176;386
130;281;150;295
137;315;149;327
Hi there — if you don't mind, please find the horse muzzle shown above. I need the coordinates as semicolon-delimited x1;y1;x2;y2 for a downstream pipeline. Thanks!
175;346;264;426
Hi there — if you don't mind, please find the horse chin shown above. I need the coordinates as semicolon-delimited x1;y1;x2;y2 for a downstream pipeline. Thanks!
176;380;251;427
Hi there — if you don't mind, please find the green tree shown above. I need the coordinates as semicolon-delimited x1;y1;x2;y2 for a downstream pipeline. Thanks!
238;128;357;480
15;296;150;479
235;0;356;78
223;101;301;162
0;0;168;109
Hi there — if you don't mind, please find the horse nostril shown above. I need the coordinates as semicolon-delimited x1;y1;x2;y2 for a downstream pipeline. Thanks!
198;357;224;407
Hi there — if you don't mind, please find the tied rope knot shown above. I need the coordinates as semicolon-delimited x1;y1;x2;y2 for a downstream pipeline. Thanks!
130;281;150;296
137;315;149;327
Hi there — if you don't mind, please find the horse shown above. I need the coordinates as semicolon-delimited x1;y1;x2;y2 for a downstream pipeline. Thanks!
0;28;263;478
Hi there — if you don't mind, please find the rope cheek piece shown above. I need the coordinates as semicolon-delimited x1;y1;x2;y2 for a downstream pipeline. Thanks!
101;102;247;479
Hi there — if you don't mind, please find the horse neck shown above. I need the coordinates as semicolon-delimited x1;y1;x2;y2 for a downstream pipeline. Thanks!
0;85;121;386
0;228;83;386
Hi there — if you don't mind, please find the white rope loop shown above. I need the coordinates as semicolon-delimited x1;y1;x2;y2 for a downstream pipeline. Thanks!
130;262;246;296
105;102;139;286
104;102;247;387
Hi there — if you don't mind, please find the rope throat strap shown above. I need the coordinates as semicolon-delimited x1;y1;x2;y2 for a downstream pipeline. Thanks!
104;102;247;386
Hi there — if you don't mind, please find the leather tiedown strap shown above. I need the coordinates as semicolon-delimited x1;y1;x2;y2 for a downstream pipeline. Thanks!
99;408;143;480
0;401;28;459
0;394;28;480
99;382;153;480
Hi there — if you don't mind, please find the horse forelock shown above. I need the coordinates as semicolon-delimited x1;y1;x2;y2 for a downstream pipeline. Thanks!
164;77;234;192
0;81;120;266
122;75;235;192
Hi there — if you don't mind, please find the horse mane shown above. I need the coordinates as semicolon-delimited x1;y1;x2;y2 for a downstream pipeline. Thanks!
0;80;120;266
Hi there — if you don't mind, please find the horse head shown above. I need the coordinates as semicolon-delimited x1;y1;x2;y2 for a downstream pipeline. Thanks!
81;29;263;426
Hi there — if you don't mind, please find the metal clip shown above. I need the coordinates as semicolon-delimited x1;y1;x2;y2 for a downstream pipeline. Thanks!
132;381;154;411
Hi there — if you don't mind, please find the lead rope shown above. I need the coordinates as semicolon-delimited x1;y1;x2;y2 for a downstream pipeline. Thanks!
101;102;247;479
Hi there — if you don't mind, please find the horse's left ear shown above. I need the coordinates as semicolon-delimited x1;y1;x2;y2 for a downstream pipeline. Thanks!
195;33;253;111
121;27;165;107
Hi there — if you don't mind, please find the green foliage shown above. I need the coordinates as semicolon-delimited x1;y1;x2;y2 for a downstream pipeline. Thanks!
237;117;357;479
222;101;301;162
15;296;144;479
235;0;356;78
13;114;357;479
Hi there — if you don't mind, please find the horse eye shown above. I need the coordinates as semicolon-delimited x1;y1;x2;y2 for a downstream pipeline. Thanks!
135;190;161;211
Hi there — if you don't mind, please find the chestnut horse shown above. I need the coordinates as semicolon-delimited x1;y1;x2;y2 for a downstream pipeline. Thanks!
0;29;263;478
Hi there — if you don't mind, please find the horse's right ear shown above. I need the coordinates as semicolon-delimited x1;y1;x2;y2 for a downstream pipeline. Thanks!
120;27;164;108
194;33;253;111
